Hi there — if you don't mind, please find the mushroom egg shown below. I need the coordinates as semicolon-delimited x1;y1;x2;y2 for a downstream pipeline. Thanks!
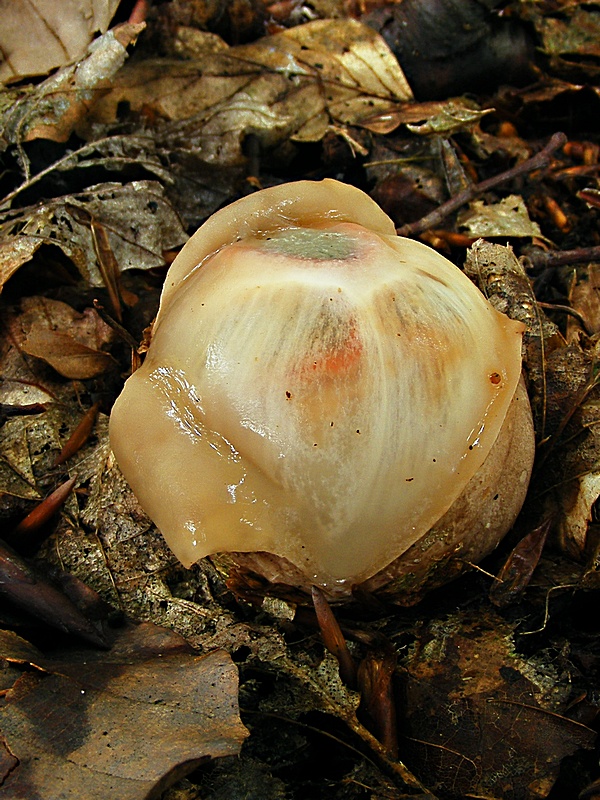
109;180;535;600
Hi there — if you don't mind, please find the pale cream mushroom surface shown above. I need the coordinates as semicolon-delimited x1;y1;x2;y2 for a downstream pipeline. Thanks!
109;179;535;600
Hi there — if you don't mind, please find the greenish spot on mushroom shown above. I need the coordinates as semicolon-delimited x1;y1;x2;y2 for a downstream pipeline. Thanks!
261;229;357;261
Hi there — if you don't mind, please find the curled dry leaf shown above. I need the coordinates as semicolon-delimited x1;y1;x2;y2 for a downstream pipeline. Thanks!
19;297;115;380
0;627;248;800
0;181;187;291
82;19;412;164
0;22;144;146
404;99;492;136
0;0;121;84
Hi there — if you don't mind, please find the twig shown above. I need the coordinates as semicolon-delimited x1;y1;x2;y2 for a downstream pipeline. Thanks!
397;131;567;237
523;244;600;270
312;585;357;688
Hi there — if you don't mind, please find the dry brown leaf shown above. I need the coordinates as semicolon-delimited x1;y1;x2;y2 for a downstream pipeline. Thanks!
0;181;187;291
21;329;114;380
0;0;121;84
569;262;600;337
0;300;77;410
0;22;144;145
0;626;248;800
82;19;412;164
19;297;115;380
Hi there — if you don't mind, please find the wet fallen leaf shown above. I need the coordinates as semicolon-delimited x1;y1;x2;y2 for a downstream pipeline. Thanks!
401;609;596;799
0;625;248;800
82;19;412;164
0;0;121;84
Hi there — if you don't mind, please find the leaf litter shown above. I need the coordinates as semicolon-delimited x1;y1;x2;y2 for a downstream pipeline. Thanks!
1;1;600;798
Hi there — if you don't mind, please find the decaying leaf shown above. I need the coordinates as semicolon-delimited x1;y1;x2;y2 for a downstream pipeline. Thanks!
0;23;144;147
260;648;429;794
464;241;563;433
401;609;596;799
557;472;600;558
404;99;492;136
82;19;412;164
19;297;115;380
458;194;544;238
0;0;121;84
0;181;187;291
0;407;82;504
0;626;248;800
538;6;600;59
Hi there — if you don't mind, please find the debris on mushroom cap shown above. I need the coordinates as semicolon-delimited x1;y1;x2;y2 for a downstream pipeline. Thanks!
109;179;533;595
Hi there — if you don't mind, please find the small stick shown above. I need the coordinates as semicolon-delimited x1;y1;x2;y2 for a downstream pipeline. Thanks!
54;402;100;466
311;585;357;689
397;131;567;237
524;245;600;270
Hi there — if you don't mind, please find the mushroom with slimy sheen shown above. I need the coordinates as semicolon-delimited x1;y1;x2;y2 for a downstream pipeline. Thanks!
109;179;535;601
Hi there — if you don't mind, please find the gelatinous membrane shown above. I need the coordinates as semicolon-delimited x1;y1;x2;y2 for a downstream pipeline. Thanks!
110;180;524;589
